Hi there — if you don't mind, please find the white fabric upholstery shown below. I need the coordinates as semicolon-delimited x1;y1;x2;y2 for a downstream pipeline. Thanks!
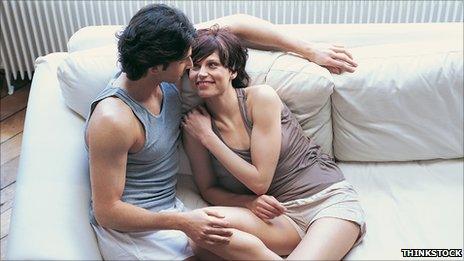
341;158;463;260
7;23;464;260
67;25;122;52
58;45;119;118
7;53;101;260
332;39;463;161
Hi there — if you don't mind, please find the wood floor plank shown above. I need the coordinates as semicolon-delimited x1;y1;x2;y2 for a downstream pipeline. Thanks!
1;236;7;260
1;183;15;214
0;86;29;121
0;134;22;166
0;208;11;239
0;157;19;190
0;109;26;143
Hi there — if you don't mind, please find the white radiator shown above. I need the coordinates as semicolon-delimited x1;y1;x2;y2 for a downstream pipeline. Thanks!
1;0;462;94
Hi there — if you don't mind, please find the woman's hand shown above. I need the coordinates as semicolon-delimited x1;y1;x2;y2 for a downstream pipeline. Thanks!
182;106;215;145
303;43;358;74
246;195;287;220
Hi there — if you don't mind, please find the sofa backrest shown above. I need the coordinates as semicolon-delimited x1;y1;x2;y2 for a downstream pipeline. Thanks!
58;24;463;162
332;40;463;161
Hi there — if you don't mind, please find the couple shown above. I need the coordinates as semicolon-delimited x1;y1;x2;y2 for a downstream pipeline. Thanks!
85;3;365;260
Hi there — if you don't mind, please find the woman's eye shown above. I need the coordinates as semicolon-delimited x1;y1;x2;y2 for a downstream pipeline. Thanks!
191;65;200;70
209;63;218;68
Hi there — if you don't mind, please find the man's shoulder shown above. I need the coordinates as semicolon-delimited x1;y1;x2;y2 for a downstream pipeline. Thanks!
89;97;138;134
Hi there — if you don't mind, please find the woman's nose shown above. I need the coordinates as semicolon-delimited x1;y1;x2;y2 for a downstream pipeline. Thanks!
198;66;208;77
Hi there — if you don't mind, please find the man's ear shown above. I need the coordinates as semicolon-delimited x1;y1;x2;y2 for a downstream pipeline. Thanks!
231;71;237;80
149;65;163;75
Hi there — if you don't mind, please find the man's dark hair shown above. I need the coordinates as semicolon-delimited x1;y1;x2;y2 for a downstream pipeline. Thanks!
117;4;196;81
191;25;250;88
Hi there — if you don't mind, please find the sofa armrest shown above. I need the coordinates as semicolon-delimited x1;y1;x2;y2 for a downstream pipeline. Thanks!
6;53;101;260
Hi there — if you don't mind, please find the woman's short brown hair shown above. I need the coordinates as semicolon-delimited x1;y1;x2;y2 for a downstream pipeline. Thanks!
191;25;250;88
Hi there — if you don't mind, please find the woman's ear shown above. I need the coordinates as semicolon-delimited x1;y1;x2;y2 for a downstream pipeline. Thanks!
231;71;237;80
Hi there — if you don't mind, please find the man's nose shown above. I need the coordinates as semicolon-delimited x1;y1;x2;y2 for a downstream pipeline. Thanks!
186;57;193;69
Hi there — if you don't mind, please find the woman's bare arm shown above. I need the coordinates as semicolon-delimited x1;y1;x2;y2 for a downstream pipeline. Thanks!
195;14;357;74
183;86;282;195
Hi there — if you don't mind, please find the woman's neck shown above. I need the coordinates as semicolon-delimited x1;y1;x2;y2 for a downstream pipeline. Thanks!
205;86;240;125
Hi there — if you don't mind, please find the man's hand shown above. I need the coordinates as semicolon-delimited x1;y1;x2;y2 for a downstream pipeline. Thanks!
304;43;358;74
246;195;286;220
181;208;233;247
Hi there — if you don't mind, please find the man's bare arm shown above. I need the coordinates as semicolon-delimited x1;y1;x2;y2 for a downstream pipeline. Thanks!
87;98;183;231
87;98;232;244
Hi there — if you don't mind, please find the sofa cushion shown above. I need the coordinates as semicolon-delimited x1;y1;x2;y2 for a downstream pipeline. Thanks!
57;45;119;118
58;43;335;155
331;40;463;161
67;25;123;52
339;158;463;259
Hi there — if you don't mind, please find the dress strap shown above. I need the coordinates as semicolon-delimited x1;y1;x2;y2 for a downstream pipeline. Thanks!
235;88;252;136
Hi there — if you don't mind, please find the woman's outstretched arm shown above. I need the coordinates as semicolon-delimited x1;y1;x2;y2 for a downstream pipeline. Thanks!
195;14;357;74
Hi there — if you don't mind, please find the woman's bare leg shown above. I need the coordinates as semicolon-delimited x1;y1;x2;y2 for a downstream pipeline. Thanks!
202;228;282;260
193;206;301;260
287;217;360;260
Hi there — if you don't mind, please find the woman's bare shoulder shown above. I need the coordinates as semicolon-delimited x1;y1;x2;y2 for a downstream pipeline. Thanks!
245;85;280;104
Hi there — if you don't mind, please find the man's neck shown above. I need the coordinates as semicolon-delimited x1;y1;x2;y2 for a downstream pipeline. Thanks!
120;73;162;103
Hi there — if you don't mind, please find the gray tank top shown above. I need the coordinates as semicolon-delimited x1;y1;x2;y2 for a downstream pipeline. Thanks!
84;72;182;225
211;88;345;202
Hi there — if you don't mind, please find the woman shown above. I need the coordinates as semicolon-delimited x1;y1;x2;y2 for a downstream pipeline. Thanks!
182;26;366;260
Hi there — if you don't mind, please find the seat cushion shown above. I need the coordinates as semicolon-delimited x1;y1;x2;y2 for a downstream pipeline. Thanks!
339;158;463;260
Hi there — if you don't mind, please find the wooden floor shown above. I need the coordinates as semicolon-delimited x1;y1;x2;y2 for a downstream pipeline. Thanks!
0;84;30;260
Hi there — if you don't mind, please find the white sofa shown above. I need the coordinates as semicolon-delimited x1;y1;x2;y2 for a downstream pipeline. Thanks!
7;23;463;260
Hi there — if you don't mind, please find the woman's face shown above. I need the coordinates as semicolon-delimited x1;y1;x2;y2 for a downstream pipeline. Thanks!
188;51;236;98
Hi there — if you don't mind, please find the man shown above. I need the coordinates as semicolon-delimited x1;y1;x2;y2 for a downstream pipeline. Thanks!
85;3;357;260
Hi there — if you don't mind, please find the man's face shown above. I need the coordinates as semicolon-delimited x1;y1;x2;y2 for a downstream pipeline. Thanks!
161;48;193;83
